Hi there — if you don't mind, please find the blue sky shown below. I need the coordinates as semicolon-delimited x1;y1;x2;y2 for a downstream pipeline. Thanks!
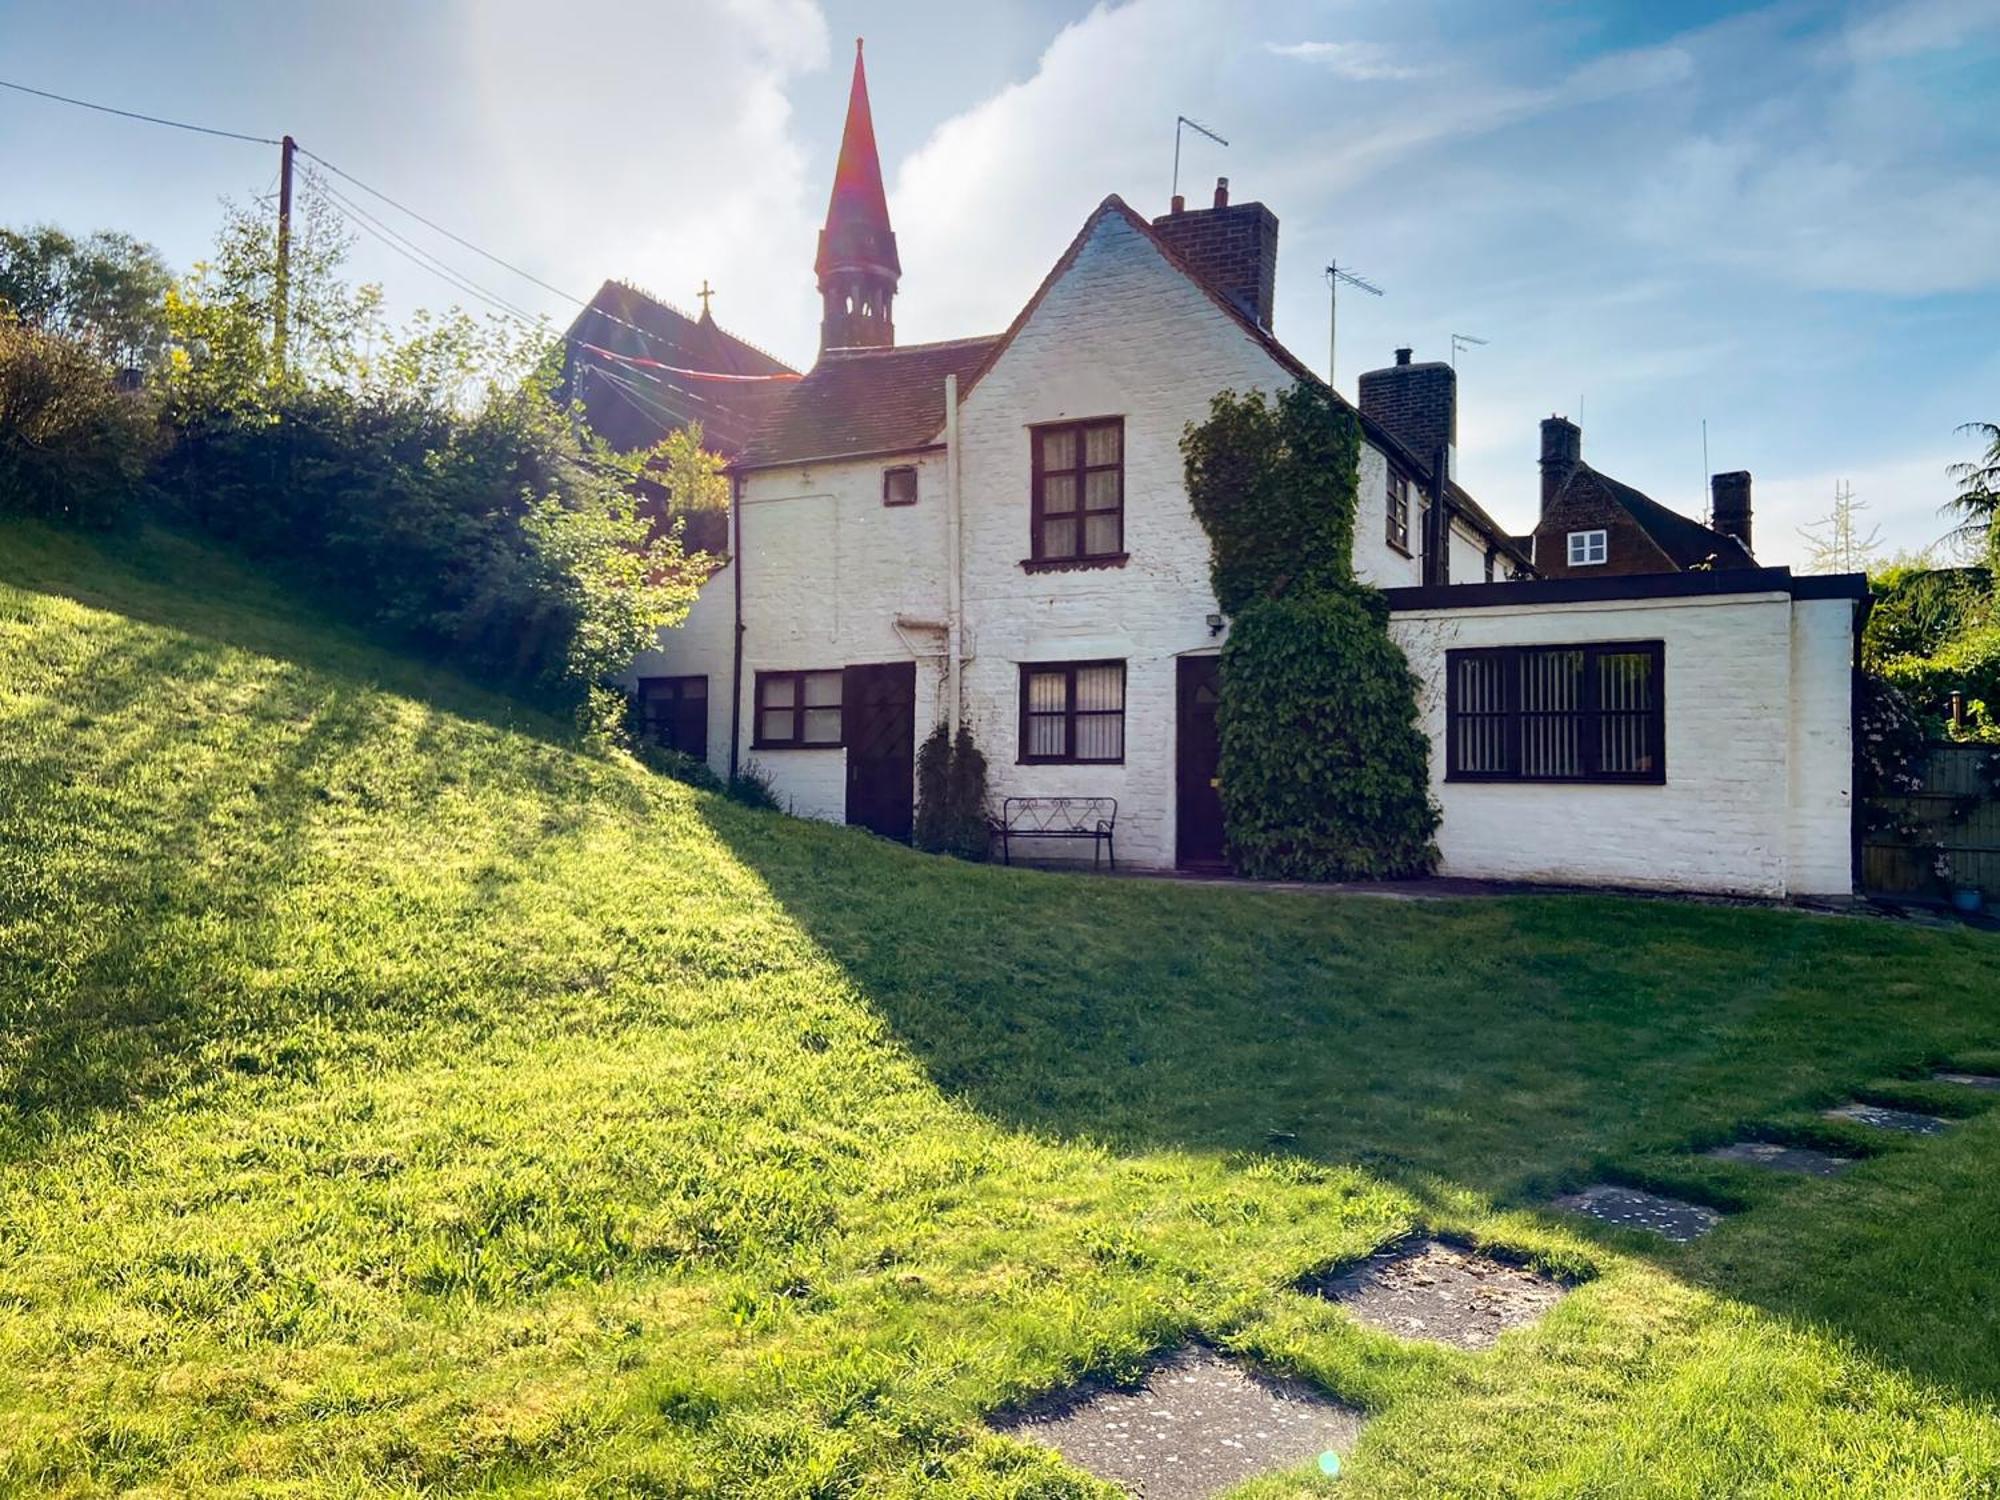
3;0;1996;564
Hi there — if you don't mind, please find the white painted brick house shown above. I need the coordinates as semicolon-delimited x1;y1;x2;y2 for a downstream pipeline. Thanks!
626;47;1865;899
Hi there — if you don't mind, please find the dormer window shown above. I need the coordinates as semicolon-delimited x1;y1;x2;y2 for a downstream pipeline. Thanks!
1030;418;1124;565
1567;529;1608;566
882;465;918;506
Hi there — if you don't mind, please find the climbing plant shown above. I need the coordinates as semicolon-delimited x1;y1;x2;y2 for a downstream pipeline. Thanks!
1182;382;1439;879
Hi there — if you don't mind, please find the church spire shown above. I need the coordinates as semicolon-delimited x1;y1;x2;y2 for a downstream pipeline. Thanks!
816;38;899;353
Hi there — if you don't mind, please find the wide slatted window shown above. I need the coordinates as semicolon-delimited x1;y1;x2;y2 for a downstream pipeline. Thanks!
754;669;843;749
1019;660;1125;764
1446;642;1663;783
1032;418;1124;562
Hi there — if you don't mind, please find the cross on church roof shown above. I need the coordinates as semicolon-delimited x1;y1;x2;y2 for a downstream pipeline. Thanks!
697;279;715;317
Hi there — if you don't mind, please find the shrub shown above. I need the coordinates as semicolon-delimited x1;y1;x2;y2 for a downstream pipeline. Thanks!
0;318;157;527
726;761;782;811
1878;625;2000;741
914;723;990;859
1865;565;1992;666
151;375;703;727
1182;383;1438;880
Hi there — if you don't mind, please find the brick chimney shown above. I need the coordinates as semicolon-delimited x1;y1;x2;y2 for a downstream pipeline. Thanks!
1711;470;1753;556
1150;177;1279;330
1539;415;1581;516
1359;348;1458;480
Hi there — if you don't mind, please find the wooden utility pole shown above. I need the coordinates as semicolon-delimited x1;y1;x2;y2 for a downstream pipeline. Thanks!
274;134;295;369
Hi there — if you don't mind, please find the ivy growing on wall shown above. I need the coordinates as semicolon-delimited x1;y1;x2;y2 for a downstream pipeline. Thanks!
1182;382;1439;879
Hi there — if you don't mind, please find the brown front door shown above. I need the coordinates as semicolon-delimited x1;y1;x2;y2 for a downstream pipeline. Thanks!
842;662;916;842
1176;655;1226;868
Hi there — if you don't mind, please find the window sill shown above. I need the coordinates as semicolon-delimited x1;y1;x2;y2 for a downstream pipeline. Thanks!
1017;757;1126;767
1385;537;1413;559
751;741;844;752
1020;553;1130;574
1444;772;1665;786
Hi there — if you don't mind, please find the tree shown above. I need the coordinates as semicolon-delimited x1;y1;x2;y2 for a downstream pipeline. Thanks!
1797;480;1882;574
0;224;171;371
1945;420;2000;564
162;185;380;419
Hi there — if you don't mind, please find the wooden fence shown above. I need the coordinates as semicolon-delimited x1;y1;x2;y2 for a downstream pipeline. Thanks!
1862;743;2000;898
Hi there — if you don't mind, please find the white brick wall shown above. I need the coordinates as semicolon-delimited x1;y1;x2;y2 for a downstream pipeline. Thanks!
1389;591;1857;897
625;557;736;780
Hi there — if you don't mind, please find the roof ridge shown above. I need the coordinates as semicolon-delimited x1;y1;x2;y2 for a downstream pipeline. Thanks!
598;278;800;375
820;333;1002;358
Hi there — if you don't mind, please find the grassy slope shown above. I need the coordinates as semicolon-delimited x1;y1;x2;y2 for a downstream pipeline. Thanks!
2;517;1998;1498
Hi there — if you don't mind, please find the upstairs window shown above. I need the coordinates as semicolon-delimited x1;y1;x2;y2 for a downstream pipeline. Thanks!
1031;418;1124;563
1567;529;1608;566
755;669;843;749
882;465;918;506
1019;660;1125;764
1447;642;1664;784
1386;470;1411;554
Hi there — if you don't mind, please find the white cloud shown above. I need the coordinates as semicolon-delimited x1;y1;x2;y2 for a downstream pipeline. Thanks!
1265;40;1429;81
447;0;830;362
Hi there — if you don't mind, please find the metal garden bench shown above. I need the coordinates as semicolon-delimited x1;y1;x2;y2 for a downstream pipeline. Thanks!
999;796;1118;870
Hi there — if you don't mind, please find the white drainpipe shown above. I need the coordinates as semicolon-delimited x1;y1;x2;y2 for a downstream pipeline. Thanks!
944;372;963;741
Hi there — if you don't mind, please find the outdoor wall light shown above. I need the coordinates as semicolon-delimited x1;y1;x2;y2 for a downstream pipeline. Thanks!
1206;612;1225;636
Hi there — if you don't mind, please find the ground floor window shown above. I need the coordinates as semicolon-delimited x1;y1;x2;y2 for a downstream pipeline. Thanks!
1446;641;1663;783
634;675;708;759
755;669;843;748
1019;660;1125;763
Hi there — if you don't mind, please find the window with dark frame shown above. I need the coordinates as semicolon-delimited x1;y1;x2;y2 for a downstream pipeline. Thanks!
1018;660;1125;763
1386;470;1411;554
882;465;918;506
754;669;843;749
1030;418;1124;562
634;675;708;760
1446;641;1664;784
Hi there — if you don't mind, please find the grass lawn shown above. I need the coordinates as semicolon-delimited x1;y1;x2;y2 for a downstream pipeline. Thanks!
3;516;1999;1498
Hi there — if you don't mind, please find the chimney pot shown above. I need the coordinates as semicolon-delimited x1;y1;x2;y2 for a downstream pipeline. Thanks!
1213;176;1229;208
1394;347;1412;366
1170;194;1185;215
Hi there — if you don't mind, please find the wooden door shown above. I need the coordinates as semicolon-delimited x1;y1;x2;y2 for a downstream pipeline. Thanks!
842;662;917;842
1176;655;1226;868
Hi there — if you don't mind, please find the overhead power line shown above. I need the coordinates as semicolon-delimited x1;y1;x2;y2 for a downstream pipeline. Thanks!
1;72;803;397
0;76;281;145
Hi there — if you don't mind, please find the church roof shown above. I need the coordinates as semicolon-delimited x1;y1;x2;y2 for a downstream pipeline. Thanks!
563;281;797;457
733;336;998;470
1554;463;1756;570
816;39;899;283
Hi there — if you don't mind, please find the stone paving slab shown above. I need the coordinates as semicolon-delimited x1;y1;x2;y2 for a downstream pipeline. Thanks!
1705;1140;1856;1176
1549;1184;1722;1242
1934;1070;2000;1092
1824;1102;1951;1134
1301;1238;1569;1350
993;1345;1364;1500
